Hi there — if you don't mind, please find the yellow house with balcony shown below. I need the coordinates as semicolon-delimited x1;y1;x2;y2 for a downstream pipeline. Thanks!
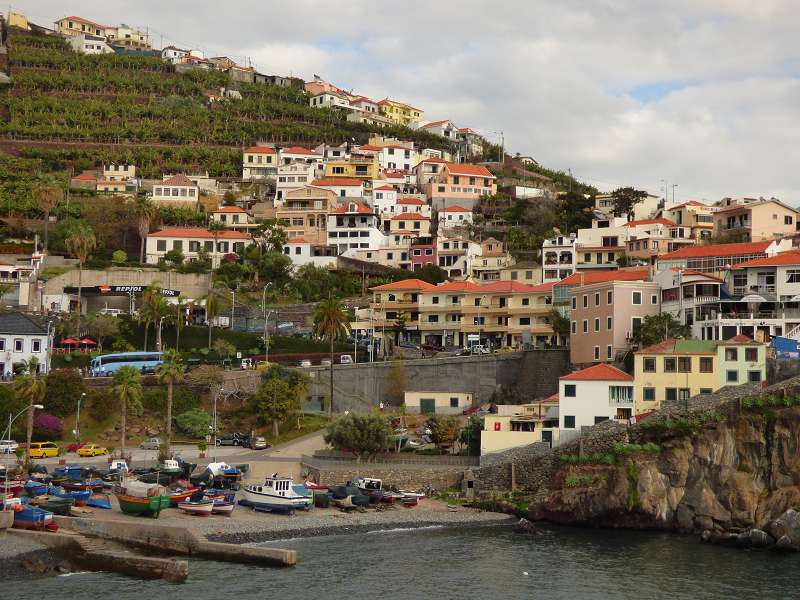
323;156;380;181
377;98;424;126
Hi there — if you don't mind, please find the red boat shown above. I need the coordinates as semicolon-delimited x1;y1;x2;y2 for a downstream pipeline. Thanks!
62;480;104;492
168;487;199;506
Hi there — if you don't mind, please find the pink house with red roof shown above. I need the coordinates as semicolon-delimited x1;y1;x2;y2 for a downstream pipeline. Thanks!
424;163;497;210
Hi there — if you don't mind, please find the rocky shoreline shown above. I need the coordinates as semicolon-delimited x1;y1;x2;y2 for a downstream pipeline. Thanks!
0;536;74;581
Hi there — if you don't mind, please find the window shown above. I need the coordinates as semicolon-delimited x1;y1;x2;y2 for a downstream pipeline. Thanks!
156;240;167;251
564;384;576;397
583;295;588;308
450;397;459;408
725;348;738;361
522;298;530;306
643;357;656;372
0;339;5;351
665;388;677;402
607;316;612;330
583;320;588;333
607;290;613;304
594;292;600;306
511;272;518;280
571;321;576;334
787;270;800;284
699;388;713;395
607;345;613;359
32;339;41;353
631;317;642;336
572;297;577;310
594;318;600;332
678;357;691;372
13;339;22;352
786;215;793;225
664;357;677;372
726;370;738;383
594;416;609;425
651;294;658;305
643;388;656;401
432;296;439;304
520;317;531;325
428;315;439;323
593;346;600;360
748;370;762;383
745;348;758;362
632;291;642;305
564;415;576;428
700;357;713;372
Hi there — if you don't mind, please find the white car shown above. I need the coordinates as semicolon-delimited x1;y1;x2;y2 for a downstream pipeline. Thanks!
0;439;19;454
99;308;123;316
299;359;312;368
340;354;354;364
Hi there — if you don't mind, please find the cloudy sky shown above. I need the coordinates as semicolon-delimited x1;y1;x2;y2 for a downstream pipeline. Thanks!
17;1;800;202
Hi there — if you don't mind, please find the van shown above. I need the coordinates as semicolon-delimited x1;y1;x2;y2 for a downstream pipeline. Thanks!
340;354;353;364
28;442;60;458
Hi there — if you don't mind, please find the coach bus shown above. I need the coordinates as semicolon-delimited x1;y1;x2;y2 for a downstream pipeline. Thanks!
89;352;164;377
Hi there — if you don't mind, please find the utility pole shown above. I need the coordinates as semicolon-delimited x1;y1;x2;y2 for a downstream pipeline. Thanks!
672;184;678;204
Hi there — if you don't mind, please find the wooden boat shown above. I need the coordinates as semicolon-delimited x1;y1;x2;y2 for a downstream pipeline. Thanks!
53;465;83;479
40;497;74;516
400;496;419;507
238;474;313;513
86;494;112;509
211;500;235;516
177;500;213;516
115;493;170;518
13;505;55;530
24;480;48;496
167;487;199;506
48;486;91;507
62;479;105;492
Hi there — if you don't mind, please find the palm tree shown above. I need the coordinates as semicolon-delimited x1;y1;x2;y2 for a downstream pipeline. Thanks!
204;291;221;349
14;357;45;468
207;220;226;269
155;349;184;455
111;366;142;459
133;196;158;264
34;182;62;253
64;222;96;314
313;297;351;417
171;297;188;351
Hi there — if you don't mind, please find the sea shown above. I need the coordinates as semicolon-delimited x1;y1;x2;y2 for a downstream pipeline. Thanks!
13;524;799;599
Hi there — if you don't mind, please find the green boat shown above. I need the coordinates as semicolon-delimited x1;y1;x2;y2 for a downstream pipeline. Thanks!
115;493;170;518
40;497;75;516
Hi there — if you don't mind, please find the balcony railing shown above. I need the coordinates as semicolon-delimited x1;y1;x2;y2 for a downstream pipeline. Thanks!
733;285;776;296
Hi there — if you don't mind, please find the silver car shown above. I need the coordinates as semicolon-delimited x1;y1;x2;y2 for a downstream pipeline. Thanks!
0;439;18;454
139;437;160;450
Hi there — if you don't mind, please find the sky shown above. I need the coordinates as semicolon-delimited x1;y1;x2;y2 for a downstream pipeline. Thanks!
14;0;800;203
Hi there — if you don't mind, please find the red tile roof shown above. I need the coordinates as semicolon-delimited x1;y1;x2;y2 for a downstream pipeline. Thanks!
161;174;195;186
330;201;374;215
667;201;708;210
214;206;246;213
732;250;800;269
150;228;250;240
374;185;395;191
311;178;364;187
659;240;772;260
560;363;633;382
72;174;96;181
719;334;758;345
281;146;318;155
555;268;650;287
286;237;309;244
477;281;543;293
528;281;556;293
244;146;276;154
439;205;470;213
445;163;495;178
371;279;436;291
419;157;449;165
397;197;425;205
624;218;677;227
433;281;484;292
391;212;428;221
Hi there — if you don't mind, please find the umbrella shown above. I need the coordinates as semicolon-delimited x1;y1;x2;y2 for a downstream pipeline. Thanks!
61;338;79;345
740;294;767;303
79;339;97;346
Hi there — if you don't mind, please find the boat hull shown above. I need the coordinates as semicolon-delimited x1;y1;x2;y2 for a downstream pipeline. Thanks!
211;501;235;515
238;490;312;513
177;501;213;516
116;494;170;518
13;506;54;530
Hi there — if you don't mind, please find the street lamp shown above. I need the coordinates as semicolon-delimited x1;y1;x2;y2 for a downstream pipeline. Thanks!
3;404;44;442
156;316;166;351
74;392;86;441
212;386;223;461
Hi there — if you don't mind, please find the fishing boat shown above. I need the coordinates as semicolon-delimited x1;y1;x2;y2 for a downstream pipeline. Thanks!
48;486;91;507
24;480;48;496
61;479;105;492
137;459;187;484
328;485;370;507
115;493;170;518
400;495;419;507
40;496;74;516
13;505;56;530
238;474;313;513
177;500;213;516
53;465;83;479
167;487;199;506
86;494;112;509
211;500;235;516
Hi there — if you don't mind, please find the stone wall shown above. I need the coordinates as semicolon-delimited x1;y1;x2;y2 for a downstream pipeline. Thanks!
302;458;464;492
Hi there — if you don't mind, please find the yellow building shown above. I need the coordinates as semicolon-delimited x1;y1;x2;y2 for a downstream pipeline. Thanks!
481;398;560;455
404;391;473;415
377;98;424;126
323;156;379;180
8;12;30;30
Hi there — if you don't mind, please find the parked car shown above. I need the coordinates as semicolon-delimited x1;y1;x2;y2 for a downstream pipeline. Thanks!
0;439;18;454
240;358;253;370
77;443;108;457
216;432;250;447
251;436;270;450
468;345;490;355
98;308;123;316
28;442;60;458
340;354;353;364
139;437;161;450
299;359;312;368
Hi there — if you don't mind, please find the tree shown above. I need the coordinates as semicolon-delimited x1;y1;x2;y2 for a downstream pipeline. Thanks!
14;357;45;467
163;249;184;266
222;190;237;206
175;408;212;438
611;187;648;219
253;218;288;253
558;191;595;232
111;366;142;459
112;249;127;265
630;313;691;349
258;252;293;288
255;375;299;437
324;412;391;462
426;415;460;449
313;297;351;416
170;297;188;351
34;180;62;252
392;313;407;346
85;313;119;352
64;222;96;313
548;308;570;337
155;349;185;455
212;338;236;361
204;291;221;349
459;415;482;456
133;196;158;264
43;369;85;418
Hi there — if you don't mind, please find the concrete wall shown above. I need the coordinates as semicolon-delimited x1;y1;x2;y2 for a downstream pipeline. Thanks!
306;349;570;411
42;269;212;301
303;458;465;491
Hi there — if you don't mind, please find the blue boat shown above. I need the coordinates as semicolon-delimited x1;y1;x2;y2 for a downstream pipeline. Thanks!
13;505;54;530
49;486;91;505
24;480;48;496
53;465;84;479
86;495;112;510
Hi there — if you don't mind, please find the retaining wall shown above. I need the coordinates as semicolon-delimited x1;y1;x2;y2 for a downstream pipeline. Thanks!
303;458;464;491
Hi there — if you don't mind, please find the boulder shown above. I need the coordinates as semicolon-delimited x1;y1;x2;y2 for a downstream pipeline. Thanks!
694;515;714;531
748;528;775;548
766;508;800;544
700;529;712;542
709;531;738;546
775;535;797;551
513;518;540;535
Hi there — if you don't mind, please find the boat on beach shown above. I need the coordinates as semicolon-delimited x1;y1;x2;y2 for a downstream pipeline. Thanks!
61;478;105;492
115;493;170;518
177;500;213;516
238;474;313;513
13;505;56;530
86;494;112;509
167;487;199;505
48;485;91;506
211;500;235;516
39;496;75;516
24;480;48;496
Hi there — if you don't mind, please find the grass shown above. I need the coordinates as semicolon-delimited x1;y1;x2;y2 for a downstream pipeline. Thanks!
264;413;329;446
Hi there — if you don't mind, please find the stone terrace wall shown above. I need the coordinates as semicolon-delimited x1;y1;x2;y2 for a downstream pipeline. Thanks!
302;458;464;491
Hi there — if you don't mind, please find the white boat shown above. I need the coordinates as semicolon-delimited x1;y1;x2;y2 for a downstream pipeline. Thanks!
238;473;313;513
177;500;213;516
211;501;235;516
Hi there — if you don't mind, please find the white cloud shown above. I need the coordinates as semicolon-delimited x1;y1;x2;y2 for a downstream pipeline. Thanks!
15;0;800;200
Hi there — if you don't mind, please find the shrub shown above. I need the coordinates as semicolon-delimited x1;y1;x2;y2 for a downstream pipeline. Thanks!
32;413;63;441
324;412;391;461
44;369;86;417
175;408;212;438
173;386;200;414
87;389;115;422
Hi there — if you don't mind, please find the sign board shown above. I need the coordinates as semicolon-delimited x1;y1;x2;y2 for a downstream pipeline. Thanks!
236;352;242;359
467;334;480;341
64;285;180;297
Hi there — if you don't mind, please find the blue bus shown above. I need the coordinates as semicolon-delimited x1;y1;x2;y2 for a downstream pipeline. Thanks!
90;352;164;377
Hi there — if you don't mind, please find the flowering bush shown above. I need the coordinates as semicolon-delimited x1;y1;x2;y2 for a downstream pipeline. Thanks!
32;413;63;441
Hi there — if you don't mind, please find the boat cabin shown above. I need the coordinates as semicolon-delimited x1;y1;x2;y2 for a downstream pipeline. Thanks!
162;459;180;471
248;474;294;497
353;477;383;491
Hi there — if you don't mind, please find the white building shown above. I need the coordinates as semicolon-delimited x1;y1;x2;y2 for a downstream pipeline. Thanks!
276;162;318;202
67;33;113;55
311;178;364;199
210;206;257;231
418;119;460;140
653;267;722;327
309;91;351;109
542;234;577;283
151;175;199;205
161;46;203;64
327;201;385;254
437;205;473;230
396;197;431;218
282;238;338;269
413;157;449;186
437;236;480;279
558;364;634;433
360;143;419;172
278;146;324;167
372;185;399;215
0;312;51;376
146;228;251;268
242;146;277;179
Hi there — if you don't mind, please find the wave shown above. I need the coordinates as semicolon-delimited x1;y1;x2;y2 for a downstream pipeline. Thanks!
366;525;445;534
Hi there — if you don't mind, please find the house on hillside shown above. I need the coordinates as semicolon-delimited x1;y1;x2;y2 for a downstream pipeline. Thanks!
151;175;199;205
145;228;251;268
437;205;473;230
559;364;634;431
713;199;799;242
425;163;497;210
0;312;50;377
242;146;277;179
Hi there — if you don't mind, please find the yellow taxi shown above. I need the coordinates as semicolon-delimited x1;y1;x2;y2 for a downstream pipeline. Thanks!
77;443;108;457
28;442;61;458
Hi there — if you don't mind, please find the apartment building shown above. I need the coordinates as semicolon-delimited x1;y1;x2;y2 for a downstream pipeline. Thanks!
242;146;277;179
413;157;450;186
569;280;661;364
210;206;257;232
470;238;514;281
633;337;765;414
625;221;695;265
438;205;473;231
377;98;424;126
323;156;380;181
437;236;480;279
656;239;790;278
310;178;364;199
542;234;577;283
275;162;318;201
713;199;799;241
146;228;251;268
102;163;136;182
654;267;722;327
664;201;715;240
424;164;497;211
500;262;542;285
559;364;634;431
327;200;384;253
278;186;337;244
282;238;337;269
358;142;418;172
553;268;650;322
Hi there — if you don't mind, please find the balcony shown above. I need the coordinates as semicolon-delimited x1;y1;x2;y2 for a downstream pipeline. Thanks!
732;285;776;297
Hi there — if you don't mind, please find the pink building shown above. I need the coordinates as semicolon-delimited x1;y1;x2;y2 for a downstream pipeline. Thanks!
424;163;497;210
411;237;437;271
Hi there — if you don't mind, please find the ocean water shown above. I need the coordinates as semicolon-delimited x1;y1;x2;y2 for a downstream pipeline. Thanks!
12;524;799;599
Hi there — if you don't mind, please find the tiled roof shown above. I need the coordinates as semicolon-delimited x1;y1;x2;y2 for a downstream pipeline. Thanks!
477;281;544;293
419;157;449;165
432;281;484;292
149;228;250;240
420;120;451;129
281;146;318;155
286;237;309;244
445;163;495;178
659;240;772;260
732;250;800;269
391;212;428;220
397;197;425;205
555;268;650;287
560;364;633;382
374;185;395;191
635;339;718;355
0;311;46;335
161;174;195;186
439;205;470;213
311;178;363;187
214;206;246;213
624;218;677;227
719;334;760;345
668;267;724;282
72;173;96;181
667;201;708;210
244;146;276;154
371;279;436;291
528;281;556;293
330;201;374;215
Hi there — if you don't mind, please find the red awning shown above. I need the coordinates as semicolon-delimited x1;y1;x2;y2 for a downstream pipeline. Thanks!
61;339;79;345
79;339;97;346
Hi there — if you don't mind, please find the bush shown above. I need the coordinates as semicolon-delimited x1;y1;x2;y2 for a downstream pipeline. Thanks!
142;387;166;414
175;408;212;438
324;413;391;461
173;386;200;414
32;413;63;441
87;389;115;422
44;369;86;417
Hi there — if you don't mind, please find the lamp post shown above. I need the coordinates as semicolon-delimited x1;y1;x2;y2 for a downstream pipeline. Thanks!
156;316;165;351
212;386;223;461
74;392;86;442
3;404;44;444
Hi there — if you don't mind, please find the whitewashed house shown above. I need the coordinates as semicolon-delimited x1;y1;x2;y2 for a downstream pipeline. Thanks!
438;205;473;230
0;312;50;376
146;228;251;268
282;238;338;268
151;175;199;205
242;146;277;179
558;364;634;435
